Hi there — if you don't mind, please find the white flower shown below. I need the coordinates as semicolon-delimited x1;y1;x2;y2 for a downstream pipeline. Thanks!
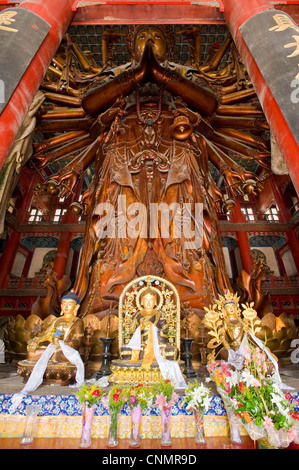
227;370;240;387
202;396;213;413
231;398;240;410
240;370;254;387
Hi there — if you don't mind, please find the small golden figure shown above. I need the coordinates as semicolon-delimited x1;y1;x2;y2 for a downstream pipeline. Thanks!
203;291;261;363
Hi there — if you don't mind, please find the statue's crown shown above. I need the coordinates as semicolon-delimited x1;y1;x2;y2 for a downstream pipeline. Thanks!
216;290;240;310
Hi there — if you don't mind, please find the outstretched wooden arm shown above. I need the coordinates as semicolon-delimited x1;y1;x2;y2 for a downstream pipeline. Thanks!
82;39;219;117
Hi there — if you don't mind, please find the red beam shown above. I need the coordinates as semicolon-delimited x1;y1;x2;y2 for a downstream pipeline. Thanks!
0;0;75;169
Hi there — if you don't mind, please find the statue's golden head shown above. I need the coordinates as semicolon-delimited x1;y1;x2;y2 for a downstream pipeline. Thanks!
61;291;80;317
127;25;174;62
216;290;240;320
140;287;158;311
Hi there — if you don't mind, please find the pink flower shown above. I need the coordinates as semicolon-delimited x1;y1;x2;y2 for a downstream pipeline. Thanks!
263;416;274;428
155;393;167;409
130;395;137;404
288;428;297;441
249;377;261;387
243;344;251;360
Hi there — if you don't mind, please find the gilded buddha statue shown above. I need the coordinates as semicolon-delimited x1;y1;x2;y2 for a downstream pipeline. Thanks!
204;291;287;383
110;275;186;387
27;291;84;363
123;286;178;368
221;298;245;355
16;292;85;394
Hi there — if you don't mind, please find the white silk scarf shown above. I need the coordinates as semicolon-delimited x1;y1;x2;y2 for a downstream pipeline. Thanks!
10;340;84;412
127;323;187;389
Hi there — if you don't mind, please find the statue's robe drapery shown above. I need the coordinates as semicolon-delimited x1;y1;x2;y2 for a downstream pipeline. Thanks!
76;84;231;315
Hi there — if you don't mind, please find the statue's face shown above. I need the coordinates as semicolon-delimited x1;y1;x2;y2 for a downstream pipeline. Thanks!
134;27;167;61
224;302;237;317
61;298;78;318
141;292;157;311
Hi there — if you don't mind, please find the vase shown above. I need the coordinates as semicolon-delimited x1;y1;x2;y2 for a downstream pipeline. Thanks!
20;404;40;445
226;406;242;444
257;436;280;449
107;409;119;447
129;403;142;447
80;404;96;448
193;407;206;444
161;407;172;446
218;388;242;444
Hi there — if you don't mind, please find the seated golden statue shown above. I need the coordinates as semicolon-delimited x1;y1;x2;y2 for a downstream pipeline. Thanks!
110;275;186;386
17;291;85;385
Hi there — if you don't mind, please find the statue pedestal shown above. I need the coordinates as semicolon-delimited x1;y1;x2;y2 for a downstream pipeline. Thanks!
181;338;197;378
96;337;114;379
17;360;77;386
108;358;185;385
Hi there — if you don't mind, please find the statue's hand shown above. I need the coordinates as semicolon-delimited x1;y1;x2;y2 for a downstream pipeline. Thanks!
100;97;126;123
30;153;54;169
46;171;78;199
223;169;244;196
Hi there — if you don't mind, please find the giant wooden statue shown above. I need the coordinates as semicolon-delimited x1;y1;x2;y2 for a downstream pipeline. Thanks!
30;26;270;318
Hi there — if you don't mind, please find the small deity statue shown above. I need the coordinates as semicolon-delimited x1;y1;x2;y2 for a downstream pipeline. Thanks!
203;291;262;364
123;286;177;368
27;291;84;363
13;292;85;409
203;291;288;385
221;298;245;355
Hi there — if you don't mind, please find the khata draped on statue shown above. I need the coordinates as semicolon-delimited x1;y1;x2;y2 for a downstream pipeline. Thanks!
31;25;269;316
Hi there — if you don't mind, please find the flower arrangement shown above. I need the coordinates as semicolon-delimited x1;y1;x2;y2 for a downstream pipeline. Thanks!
182;380;212;414
223;343;298;447
106;384;127;413
153;378;179;410
103;384;127;447
76;382;106;408
124;383;154;410
206;360;232;394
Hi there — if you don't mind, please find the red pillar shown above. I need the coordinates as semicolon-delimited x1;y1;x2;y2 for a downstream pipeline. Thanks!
222;0;299;196
0;169;40;288
21;249;34;277
275;248;287;277
229;197;254;275
0;0;75;166
270;175;299;273
53;232;73;280
53;179;83;280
